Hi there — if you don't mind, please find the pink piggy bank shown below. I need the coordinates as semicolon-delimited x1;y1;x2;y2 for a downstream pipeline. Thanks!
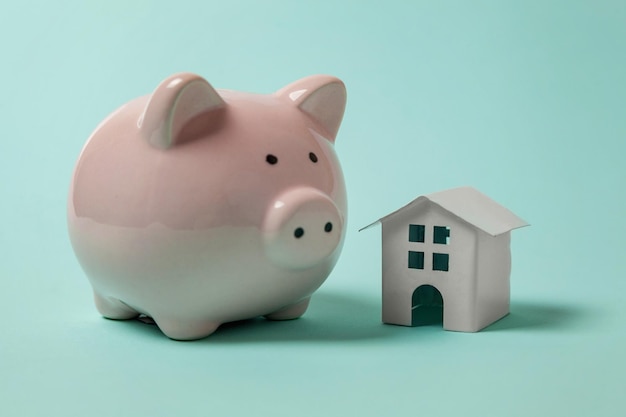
68;72;347;340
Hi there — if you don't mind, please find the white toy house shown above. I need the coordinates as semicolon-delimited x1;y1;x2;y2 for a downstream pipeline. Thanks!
362;187;528;332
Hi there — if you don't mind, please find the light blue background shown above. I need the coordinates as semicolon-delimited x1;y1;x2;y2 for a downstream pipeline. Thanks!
1;1;624;416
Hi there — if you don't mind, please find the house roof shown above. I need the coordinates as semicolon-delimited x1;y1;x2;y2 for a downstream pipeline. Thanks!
360;186;529;236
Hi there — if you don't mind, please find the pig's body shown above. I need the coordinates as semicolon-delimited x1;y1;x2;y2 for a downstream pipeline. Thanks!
68;73;347;340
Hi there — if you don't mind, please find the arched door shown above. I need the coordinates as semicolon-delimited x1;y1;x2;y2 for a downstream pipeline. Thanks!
411;285;444;327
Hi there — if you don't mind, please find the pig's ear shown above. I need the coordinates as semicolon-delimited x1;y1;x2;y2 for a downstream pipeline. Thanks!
276;75;346;142
138;73;226;149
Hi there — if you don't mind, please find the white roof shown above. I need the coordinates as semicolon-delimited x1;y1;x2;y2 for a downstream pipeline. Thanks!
360;186;529;236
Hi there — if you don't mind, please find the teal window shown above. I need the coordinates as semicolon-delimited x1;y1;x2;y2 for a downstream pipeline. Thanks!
433;226;450;244
409;224;425;242
408;251;424;269
433;253;449;271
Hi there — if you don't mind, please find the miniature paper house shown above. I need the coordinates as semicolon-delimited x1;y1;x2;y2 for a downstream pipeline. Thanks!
361;187;528;332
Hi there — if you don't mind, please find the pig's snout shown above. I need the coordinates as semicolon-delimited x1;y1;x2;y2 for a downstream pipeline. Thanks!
263;187;343;269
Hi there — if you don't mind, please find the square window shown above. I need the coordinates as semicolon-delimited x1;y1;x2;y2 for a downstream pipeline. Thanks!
408;251;424;269
409;225;425;242
433;253;449;271
433;226;450;244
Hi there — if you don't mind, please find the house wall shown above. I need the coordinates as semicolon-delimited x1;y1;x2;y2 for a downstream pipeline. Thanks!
474;231;511;331
381;202;478;330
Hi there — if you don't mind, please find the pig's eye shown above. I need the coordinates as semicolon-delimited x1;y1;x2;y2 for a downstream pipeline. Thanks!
309;152;318;163
266;154;278;165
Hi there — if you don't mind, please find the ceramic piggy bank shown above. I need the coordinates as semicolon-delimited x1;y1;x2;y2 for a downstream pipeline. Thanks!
68;72;347;340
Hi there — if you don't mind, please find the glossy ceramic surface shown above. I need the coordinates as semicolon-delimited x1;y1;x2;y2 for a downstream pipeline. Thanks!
68;72;347;340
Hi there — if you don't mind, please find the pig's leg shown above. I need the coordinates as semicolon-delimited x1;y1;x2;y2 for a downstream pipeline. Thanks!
264;297;311;320
154;317;220;341
94;291;139;320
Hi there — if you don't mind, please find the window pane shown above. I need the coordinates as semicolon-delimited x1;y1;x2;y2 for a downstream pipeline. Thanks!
408;251;424;269
433;226;450;244
433;253;449;271
409;225;425;242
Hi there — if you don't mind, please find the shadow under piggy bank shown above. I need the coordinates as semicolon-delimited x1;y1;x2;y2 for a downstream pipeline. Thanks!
119;293;594;341
124;291;394;343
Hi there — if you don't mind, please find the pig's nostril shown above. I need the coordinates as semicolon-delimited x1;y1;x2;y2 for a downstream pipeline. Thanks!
324;222;333;233
294;227;305;238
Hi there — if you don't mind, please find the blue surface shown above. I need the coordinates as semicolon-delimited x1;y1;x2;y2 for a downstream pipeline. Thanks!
1;1;625;416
